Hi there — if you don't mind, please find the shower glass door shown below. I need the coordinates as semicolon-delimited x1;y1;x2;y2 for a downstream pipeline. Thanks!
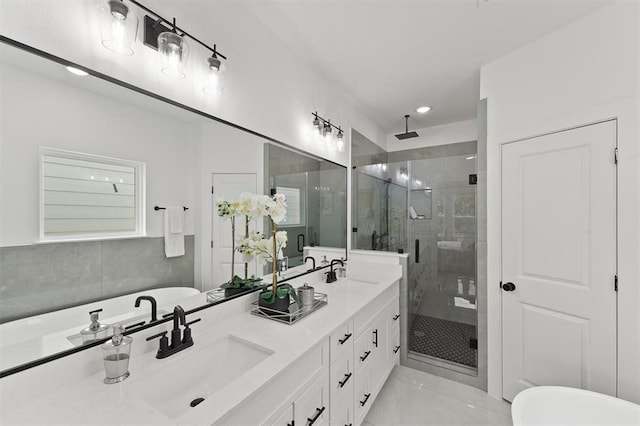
407;154;478;372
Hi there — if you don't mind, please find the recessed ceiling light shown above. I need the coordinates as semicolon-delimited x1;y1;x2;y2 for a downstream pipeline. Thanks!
66;66;89;77
416;106;431;114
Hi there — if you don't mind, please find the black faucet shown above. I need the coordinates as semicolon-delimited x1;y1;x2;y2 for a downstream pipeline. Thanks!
171;305;186;348
134;295;157;322
146;305;200;359
325;259;344;283
304;256;316;271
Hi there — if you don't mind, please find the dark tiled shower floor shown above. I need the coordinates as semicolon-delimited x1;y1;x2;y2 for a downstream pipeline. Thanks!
409;314;477;368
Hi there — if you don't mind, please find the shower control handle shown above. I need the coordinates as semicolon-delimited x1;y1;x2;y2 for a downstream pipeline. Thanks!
502;282;516;292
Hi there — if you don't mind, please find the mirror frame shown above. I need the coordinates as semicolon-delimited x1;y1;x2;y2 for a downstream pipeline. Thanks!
0;35;348;378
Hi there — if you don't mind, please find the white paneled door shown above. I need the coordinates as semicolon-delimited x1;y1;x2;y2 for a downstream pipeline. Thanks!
501;120;617;402
212;173;257;287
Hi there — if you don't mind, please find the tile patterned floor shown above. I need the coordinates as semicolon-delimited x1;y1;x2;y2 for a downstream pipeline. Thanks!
364;365;512;426
409;314;477;367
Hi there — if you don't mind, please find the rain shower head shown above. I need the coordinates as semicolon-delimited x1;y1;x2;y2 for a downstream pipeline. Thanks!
395;114;419;140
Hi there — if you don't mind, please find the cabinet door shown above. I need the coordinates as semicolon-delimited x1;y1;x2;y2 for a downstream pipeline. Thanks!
371;313;388;394
294;371;329;426
354;363;373;425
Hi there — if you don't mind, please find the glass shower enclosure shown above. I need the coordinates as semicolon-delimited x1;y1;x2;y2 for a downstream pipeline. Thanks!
352;143;478;373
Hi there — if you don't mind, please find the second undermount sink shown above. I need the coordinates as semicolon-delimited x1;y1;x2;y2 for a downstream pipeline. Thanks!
129;334;273;419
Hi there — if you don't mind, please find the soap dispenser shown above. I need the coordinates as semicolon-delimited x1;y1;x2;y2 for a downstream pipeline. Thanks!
80;309;109;344
101;324;132;384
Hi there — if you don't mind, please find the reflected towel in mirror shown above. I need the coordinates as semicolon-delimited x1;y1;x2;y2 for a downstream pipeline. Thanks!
164;207;185;257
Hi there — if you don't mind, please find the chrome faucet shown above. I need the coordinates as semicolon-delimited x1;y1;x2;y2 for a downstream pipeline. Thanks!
304;256;316;271
134;295;157;322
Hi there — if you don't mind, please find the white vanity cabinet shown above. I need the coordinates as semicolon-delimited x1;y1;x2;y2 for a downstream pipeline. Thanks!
214;281;399;426
352;286;400;425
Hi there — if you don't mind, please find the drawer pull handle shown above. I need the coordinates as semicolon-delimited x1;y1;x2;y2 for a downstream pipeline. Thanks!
338;333;352;345
360;350;371;362
338;372;352;388
360;393;371;406
373;329;378;347
307;406;325;426
287;422;294;426
393;345;400;354
393;314;400;321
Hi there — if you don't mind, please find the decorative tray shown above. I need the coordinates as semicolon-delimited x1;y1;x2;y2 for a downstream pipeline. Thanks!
205;288;226;304
250;292;328;325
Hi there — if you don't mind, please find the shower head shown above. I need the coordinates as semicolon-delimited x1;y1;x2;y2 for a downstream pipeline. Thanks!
395;114;419;140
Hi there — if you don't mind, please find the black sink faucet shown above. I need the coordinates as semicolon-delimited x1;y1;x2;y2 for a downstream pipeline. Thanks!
134;295;157;322
325;259;344;283
146;305;200;359
304;256;316;271
171;305;186;348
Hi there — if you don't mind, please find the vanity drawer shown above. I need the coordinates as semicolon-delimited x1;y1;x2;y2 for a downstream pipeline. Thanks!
330;380;354;426
390;328;400;364
355;330;372;373
330;318;354;363
294;370;329;426
354;364;373;425
330;348;354;401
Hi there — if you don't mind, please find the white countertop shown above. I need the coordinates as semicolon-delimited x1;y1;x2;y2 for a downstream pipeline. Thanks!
1;265;401;426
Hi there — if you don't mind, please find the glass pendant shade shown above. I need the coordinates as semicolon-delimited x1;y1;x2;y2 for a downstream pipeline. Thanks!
98;0;138;56
336;132;345;152
203;55;226;95
158;31;189;78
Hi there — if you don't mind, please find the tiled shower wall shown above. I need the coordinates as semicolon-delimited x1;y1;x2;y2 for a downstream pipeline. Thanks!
0;236;195;323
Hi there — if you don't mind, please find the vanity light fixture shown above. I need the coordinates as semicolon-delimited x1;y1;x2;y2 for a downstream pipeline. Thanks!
66;66;89;77
128;0;228;80
416;106;431;114
311;112;344;151
98;0;139;56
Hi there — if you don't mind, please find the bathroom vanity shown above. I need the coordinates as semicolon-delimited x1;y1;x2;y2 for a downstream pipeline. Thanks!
0;261;401;425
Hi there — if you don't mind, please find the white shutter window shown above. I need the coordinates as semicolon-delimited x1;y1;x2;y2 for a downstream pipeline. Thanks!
276;186;303;227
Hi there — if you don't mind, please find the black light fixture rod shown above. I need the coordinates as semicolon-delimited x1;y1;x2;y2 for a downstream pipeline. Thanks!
311;112;342;133
128;0;227;60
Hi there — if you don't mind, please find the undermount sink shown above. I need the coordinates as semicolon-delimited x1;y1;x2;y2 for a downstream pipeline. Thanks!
129;334;273;419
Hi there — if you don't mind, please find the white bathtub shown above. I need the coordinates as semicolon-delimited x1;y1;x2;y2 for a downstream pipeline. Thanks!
512;386;640;426
0;287;200;371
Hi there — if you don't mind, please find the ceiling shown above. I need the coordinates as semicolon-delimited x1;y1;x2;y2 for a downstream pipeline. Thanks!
154;0;613;135
241;0;612;134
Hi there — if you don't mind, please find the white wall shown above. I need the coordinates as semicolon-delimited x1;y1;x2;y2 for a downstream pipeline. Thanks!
0;0;386;165
480;2;640;403
385;119;477;152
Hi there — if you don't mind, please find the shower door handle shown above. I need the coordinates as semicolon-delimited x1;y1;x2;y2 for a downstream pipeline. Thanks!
297;233;305;253
415;239;420;263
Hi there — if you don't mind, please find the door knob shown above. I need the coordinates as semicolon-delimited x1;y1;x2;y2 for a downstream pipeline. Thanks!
502;282;516;292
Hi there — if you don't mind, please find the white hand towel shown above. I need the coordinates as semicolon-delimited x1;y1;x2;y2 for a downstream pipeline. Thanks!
164;207;185;258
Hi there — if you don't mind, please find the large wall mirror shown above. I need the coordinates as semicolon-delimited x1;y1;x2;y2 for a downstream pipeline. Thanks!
0;38;347;375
